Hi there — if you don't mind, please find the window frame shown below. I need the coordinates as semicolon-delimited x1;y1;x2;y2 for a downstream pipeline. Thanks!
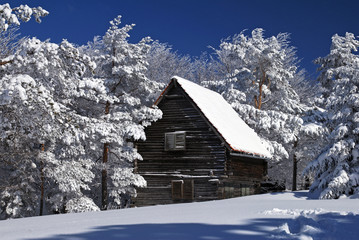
164;131;186;151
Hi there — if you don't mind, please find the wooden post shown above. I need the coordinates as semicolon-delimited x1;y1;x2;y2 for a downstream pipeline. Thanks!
101;101;110;210
39;144;45;216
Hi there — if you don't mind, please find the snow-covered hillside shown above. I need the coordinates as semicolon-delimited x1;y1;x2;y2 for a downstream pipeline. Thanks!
1;191;359;240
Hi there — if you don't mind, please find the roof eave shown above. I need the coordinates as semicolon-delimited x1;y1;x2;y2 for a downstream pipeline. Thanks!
230;150;270;161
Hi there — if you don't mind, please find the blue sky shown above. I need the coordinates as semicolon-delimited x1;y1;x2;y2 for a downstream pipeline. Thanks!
9;0;359;78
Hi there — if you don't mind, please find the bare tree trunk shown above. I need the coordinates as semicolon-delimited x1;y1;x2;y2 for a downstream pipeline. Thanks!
292;139;298;191
39;144;45;216
101;101;110;210
254;65;270;110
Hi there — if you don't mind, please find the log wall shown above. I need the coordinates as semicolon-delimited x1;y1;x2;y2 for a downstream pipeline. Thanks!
133;83;267;207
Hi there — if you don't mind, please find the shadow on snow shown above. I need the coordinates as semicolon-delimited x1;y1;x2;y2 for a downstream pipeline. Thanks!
26;212;359;240
268;190;318;200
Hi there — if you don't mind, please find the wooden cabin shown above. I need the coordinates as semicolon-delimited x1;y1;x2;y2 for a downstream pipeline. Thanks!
133;76;271;206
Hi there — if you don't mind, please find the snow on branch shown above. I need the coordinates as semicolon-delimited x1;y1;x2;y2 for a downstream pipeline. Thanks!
0;3;49;31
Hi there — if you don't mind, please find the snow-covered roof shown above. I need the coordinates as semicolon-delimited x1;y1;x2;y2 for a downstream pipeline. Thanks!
157;76;271;158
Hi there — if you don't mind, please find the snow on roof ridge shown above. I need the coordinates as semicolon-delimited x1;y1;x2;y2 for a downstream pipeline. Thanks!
172;76;271;158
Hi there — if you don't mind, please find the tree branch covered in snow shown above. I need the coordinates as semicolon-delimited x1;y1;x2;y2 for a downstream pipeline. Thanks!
0;14;164;218
202;29;325;188
0;4;48;31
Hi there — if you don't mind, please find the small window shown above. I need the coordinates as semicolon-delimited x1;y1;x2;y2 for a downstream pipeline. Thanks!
222;182;234;199
241;185;251;196
165;131;186;151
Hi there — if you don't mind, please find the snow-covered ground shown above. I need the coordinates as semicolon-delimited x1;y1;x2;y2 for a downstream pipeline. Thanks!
1;191;359;240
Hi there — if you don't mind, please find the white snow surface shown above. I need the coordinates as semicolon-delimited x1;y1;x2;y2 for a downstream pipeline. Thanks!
1;191;359;240
173;76;271;158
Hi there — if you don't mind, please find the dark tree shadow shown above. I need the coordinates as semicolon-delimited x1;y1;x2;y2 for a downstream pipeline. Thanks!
25;212;359;240
268;190;317;200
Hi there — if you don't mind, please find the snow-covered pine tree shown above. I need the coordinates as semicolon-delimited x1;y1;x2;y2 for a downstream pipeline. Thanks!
0;14;163;217
204;29;317;189
288;71;329;190
305;32;359;199
82;16;162;209
210;28;302;113
0;37;102;218
297;106;329;189
0;8;162;216
0;73;64;218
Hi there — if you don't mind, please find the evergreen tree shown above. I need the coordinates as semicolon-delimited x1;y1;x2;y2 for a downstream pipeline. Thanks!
305;33;359;199
83;16;162;209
